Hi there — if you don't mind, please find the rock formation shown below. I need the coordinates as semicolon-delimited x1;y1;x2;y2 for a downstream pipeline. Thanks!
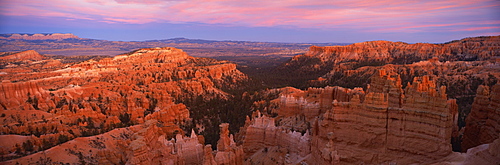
241;111;312;164
281;36;500;83
0;48;248;163
273;36;500;97
461;137;500;165
0;81;50;110
2;120;243;165
214;123;244;165
239;69;460;164
0;50;46;61
304;36;499;64
277;86;364;120
305;53;500;152
313;70;458;164
461;84;500;151
0;33;79;40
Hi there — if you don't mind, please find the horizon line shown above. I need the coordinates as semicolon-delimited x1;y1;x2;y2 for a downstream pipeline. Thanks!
1;32;498;44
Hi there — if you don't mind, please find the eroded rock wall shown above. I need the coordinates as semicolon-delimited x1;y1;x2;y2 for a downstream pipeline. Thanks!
315;70;457;164
241;69;460;164
462;84;500;151
305;36;500;64
277;86;364;120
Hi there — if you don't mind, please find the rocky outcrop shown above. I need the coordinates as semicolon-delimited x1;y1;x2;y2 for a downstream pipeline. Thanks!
387;75;456;161
461;137;500;165
240;69;459;164
313;70;458;164
461;84;500;151
0;81;50;110
310;58;500;151
277;86;364;120
214;123;244;165
0;33;79;40
274;36;500;91
112;47;192;65
311;70;457;164
241;111;311;164
0;50;46;61
305;36;499;64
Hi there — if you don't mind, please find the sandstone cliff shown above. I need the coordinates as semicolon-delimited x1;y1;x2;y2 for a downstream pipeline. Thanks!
309;57;500;152
304;36;499;64
315;70;457;164
240;69;460;164
0;81;49;110
461;84;500;151
240;111;312;164
268;36;500;90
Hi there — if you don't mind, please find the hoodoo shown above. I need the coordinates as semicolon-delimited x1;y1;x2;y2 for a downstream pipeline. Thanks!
239;70;460;164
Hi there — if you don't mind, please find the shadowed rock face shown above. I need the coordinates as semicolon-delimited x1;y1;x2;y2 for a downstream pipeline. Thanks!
0;47;247;164
461;84;500;151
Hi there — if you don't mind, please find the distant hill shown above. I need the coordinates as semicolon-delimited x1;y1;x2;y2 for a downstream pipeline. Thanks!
0;33;79;40
0;33;349;57
0;33;349;69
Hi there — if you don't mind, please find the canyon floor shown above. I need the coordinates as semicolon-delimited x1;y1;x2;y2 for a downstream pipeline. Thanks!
0;34;499;164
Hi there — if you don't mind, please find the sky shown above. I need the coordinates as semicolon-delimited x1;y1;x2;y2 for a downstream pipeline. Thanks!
0;0;499;43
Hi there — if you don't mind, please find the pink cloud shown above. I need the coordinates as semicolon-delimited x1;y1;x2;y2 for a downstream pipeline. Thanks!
456;26;500;31
0;0;498;34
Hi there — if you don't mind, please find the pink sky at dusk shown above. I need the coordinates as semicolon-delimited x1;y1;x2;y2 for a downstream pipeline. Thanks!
0;0;499;43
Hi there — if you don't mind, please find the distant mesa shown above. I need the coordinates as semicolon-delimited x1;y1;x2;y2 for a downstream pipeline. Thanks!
0;33;79;40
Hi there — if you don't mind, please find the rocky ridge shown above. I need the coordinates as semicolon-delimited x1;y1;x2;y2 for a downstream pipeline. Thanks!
304;36;499;64
0;33;79;40
0;50;47;61
272;36;499;89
